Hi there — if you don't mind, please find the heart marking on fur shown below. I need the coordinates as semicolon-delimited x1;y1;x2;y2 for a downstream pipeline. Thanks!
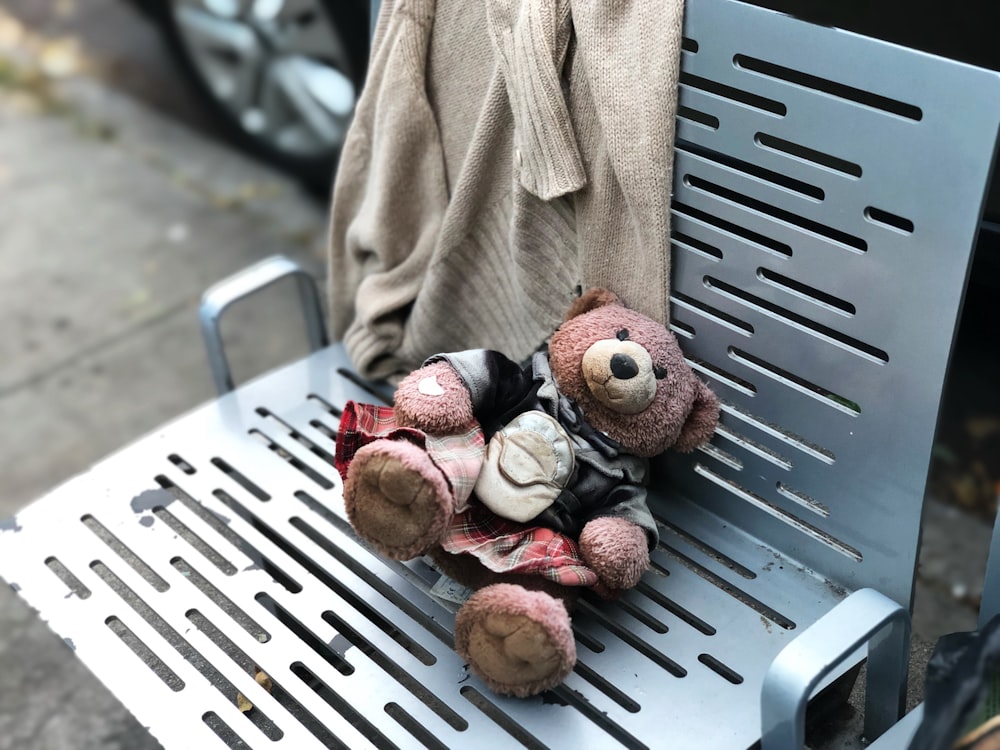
418;375;446;396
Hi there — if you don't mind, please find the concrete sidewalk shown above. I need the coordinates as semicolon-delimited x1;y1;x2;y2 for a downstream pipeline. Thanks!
0;12;331;748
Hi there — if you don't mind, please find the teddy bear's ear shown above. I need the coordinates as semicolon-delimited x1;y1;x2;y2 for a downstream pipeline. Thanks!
564;288;622;321
673;380;721;453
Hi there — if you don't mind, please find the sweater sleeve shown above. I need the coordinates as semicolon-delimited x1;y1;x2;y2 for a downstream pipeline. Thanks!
327;0;450;381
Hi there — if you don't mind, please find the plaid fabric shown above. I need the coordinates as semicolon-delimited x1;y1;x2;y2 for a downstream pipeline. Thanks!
334;401;485;512
336;400;601;589
441;507;600;587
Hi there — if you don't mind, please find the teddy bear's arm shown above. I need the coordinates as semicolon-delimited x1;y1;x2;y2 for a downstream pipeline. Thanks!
579;487;658;590
394;350;536;435
424;350;536;430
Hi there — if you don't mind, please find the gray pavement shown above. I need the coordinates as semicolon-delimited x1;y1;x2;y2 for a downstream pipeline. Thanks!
0;1;994;749
0;4;329;748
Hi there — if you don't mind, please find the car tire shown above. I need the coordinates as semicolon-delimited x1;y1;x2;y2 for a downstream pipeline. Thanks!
155;0;369;192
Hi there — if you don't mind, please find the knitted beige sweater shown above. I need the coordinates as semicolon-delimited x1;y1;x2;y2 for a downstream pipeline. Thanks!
328;0;684;381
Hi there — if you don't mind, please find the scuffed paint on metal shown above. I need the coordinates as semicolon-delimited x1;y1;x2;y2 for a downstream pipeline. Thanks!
0;516;23;533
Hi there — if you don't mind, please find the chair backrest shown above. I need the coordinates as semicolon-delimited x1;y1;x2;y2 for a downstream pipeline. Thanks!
663;0;1000;608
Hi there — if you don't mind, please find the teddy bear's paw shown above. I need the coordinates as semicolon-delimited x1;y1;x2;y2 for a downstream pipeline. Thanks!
344;439;454;560
455;584;576;697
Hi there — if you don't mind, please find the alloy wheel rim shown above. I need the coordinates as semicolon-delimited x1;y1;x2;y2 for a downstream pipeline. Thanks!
170;0;356;158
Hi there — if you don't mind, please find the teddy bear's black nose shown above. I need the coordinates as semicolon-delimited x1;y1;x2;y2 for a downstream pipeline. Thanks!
610;353;639;380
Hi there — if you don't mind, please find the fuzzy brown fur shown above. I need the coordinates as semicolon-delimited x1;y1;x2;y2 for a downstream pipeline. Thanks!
549;292;719;457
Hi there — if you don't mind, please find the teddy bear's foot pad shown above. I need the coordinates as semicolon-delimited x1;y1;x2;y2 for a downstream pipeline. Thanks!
344;439;454;560
455;584;576;697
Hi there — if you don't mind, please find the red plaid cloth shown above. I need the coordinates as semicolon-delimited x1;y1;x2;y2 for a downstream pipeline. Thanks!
336;400;601;589
335;401;485;512
441;507;600;587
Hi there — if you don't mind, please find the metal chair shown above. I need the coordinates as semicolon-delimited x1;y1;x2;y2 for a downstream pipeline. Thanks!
2;0;999;747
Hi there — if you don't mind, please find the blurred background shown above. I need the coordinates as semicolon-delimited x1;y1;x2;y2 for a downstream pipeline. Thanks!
0;1;997;748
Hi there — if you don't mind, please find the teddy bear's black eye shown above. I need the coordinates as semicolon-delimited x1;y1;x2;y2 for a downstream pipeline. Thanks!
654;365;667;380
616;329;630;341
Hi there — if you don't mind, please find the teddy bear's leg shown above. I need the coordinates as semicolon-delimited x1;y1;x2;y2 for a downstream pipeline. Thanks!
344;439;454;560
454;583;576;697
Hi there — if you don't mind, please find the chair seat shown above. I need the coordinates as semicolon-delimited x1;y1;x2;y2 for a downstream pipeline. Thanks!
0;345;851;750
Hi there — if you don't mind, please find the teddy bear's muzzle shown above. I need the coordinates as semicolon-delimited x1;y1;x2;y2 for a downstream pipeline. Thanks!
582;339;658;415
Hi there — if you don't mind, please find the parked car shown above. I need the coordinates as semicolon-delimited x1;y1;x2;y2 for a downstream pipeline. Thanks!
131;0;371;190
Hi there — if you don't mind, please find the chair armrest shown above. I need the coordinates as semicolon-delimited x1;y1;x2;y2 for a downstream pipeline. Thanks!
761;588;910;749
199;255;328;395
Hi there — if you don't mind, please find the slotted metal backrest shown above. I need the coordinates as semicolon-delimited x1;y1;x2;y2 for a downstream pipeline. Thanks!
665;0;1000;606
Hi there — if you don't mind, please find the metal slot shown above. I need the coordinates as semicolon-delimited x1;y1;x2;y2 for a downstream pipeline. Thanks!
673;202;793;257
681;36;699;53
170;556;270;642
186;610;349;749
576;600;687;678
573;662;642;713
288;661;394;750
287;516;455;646
210;457;271;501
655;543;795;629
335;368;393;405
754;132;862;178
734;54;923;120
656;518;757;581
670;319;697;339
686;175;867;253
709;278;888;364
679;71;787;116
209;489;305;593
43;556;91;599
459;686;549;750
756;267;857;317
607;596;670;634
308;393;343;417
865;206;915;234
698;653;744;685
677;105;719;130
715;424;792;471
253;594;354;676
155;477;303;593
384;702;450;750
551;684;650;750
776;483;830;518
678;139;825;200
719;401;835;464
320;607;469;731
309;418;338;441
248;429;335;490
728;347;863;414
671;291;755;336
152;505;237;576
81;514;169;592
255;407;337;464
89;561;284;740
672;229;723;260
634;583;717;636
698;442;744;471
685;356;758;397
693;464;862;562
167;453;197;475
571;626;606;654
202;711;248;749
105;616;185;691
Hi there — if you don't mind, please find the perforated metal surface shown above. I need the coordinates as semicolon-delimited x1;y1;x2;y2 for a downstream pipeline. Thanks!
1;347;845;749
668;0;1000;606
2;0;1000;748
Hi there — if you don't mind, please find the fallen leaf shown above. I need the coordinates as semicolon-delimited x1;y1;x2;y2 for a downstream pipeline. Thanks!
235;668;273;713
236;692;253;713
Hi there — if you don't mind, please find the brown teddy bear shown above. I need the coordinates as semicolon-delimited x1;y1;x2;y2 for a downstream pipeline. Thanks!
334;288;719;697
